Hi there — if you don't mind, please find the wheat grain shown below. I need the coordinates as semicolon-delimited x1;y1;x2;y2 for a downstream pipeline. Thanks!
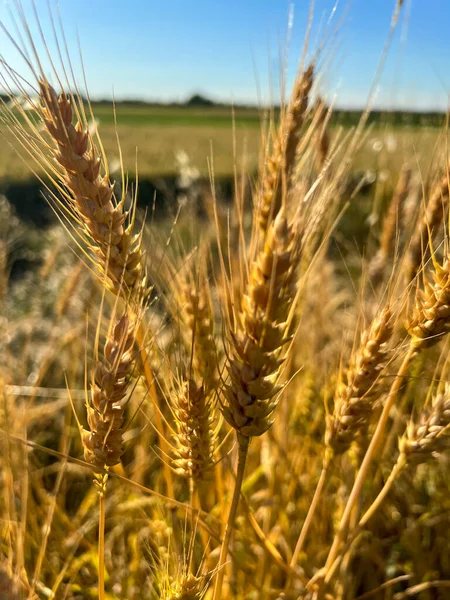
408;256;450;351
39;81;146;298
223;210;300;440
405;161;450;283
399;386;450;463
81;313;137;472
258;65;314;235
172;379;216;482
326;307;393;455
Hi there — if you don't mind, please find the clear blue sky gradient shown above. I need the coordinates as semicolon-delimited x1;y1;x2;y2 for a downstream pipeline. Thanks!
0;0;449;110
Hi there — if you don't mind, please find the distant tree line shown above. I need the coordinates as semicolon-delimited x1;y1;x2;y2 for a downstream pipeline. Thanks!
1;92;446;128
332;109;447;128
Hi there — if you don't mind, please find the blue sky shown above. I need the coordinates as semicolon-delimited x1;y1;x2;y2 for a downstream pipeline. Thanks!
0;0;449;110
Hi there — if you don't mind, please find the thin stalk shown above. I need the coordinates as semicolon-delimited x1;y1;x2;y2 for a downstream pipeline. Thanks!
192;484;210;554
381;357;423;461
241;496;302;579
187;478;197;573
135;323;174;498
98;476;107;600
320;344;415;590
290;449;332;573
321;454;408;588
212;436;249;600
358;453;407;529
215;453;226;533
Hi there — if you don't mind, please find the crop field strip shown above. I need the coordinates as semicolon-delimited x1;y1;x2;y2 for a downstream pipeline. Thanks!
0;102;447;180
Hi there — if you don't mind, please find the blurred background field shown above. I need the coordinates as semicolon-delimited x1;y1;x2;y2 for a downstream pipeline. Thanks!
0;98;447;181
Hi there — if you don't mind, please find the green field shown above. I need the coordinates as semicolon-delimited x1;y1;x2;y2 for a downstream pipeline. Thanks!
0;104;446;181
91;103;262;127
0;104;263;180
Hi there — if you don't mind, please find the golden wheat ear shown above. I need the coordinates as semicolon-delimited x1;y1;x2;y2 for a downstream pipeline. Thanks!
82;311;139;472
37;80;147;300
174;259;219;393
171;378;217;483
399;385;450;463
222;209;301;441
405;159;450;283
258;64;314;236
326;306;394;456
0;52;147;302
368;165;412;287
165;571;211;600
408;254;450;351
313;96;331;172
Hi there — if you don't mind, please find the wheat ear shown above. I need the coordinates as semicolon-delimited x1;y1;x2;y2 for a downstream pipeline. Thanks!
79;310;137;599
358;386;450;530
408;255;450;351
223;210;300;439
399;386;450;462
170;262;219;481
326;307;393;455
167;573;209;600
258;65;314;235
178;268;218;393
314;97;331;172
290;307;393;574
172;379;216;483
213;210;300;600
39;80;146;297
321;246;450;587
81;313;137;472
369;166;412;286
38;81;178;496
405;161;450;283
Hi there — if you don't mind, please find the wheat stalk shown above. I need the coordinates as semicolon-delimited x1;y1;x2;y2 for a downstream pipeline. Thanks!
213;209;301;600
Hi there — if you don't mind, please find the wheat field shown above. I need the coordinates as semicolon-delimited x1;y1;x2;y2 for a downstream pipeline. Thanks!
1;2;450;600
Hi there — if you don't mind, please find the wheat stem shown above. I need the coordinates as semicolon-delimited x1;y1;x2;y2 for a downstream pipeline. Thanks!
358;453;407;529
320;453;408;587
241;496;299;578
212;436;249;600
290;449;332;572
98;476;107;600
188;478;196;572
135;324;174;498
320;344;415;589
